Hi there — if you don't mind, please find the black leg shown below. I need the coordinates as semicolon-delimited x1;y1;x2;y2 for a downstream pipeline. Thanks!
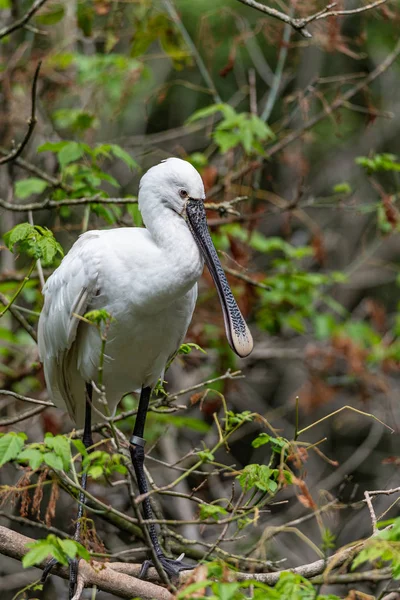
41;384;93;597
129;386;194;579
69;383;94;598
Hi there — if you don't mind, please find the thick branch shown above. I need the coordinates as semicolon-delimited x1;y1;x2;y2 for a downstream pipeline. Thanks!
0;526;172;600
0;62;41;165
235;0;388;38
0;0;49;40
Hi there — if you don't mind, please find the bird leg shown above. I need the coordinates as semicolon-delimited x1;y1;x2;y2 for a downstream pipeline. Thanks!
129;386;194;579
41;383;94;599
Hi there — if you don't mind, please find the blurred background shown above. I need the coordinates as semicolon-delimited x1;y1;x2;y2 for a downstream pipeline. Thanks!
0;1;399;598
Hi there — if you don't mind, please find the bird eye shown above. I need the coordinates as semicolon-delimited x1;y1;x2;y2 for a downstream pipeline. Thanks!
179;189;188;199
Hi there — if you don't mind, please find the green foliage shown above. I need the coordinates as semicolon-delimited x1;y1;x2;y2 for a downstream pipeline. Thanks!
0;432;27;466
15;178;48;199
84;309;115;327
17;434;72;472
22;534;90;568
34;141;138;219
187;104;274;155
177;562;340;599
224;410;254;431
151;413;210;433
333;182;352;194
237;464;279;494
35;4;65;25
131;13;190;69
52;109;99;132
199;503;228;521
198;449;215;463
178;342;206;355
82;450;127;479
352;517;400;579
356;153;400;174
252;433;288;453
3;224;64;267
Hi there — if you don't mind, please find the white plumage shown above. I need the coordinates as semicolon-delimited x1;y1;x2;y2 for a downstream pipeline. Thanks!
38;159;205;425
38;158;253;426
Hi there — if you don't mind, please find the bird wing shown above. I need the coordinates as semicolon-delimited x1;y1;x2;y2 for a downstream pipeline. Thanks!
38;231;101;422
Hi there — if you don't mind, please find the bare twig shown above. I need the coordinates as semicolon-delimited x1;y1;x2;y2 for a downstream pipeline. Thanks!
0;405;46;426
0;0;49;40
365;490;378;533
0;293;38;342
0;62;42;165
0;195;137;212
235;0;388;39
0;390;53;407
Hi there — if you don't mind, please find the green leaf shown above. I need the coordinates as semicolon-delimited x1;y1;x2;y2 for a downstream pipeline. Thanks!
3;223;34;249
58;142;85;169
18;448;44;470
237;464;277;493
43;452;64;471
333;182;352;194
199;503;228;521
0;432;27;466
36;4;65;25
15;178;48;199
22;535;90;569
45;434;71;471
198;449;215;462
177;580;214;598
71;439;88;457
186;103;229;123
215;582;240;600
110;145;138;170
37;141;70;153
22;540;58;568
3;224;63;267
84;309;114;326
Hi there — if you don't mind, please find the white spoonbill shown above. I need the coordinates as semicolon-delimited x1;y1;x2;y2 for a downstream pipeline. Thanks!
38;157;253;596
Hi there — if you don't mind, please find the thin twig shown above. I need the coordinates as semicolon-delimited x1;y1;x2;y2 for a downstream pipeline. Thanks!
0;0;49;40
0;62;42;165
0;293;38;342
0;405;46;426
235;0;388;39
0;390;53;407
0;195;137;212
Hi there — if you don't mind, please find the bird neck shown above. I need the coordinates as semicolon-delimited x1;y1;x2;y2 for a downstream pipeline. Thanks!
142;202;204;295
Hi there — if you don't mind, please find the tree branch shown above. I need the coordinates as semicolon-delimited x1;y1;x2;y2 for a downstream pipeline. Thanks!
235;0;388;39
0;62;42;165
0;196;138;212
0;525;173;600
0;293;38;342
0;0;49;40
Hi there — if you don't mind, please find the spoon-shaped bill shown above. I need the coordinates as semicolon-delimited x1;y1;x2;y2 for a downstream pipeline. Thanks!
186;199;253;358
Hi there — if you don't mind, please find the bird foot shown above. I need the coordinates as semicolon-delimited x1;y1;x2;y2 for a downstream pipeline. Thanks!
140;552;194;580
41;556;79;599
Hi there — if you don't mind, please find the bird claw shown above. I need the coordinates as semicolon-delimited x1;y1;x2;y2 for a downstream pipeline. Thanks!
41;556;79;599
40;557;59;583
140;552;194;580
